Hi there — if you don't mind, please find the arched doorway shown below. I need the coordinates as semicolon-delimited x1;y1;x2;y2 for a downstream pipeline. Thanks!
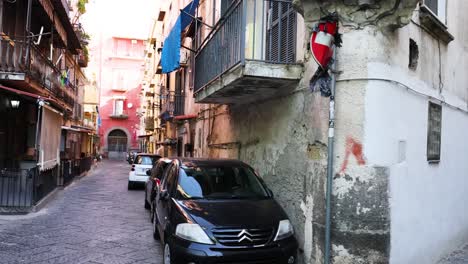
107;129;128;160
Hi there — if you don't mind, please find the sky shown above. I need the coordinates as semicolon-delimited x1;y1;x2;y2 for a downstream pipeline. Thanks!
81;0;159;39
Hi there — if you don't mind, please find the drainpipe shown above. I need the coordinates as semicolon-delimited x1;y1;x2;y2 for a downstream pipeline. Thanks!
25;0;32;67
35;100;44;163
324;50;337;264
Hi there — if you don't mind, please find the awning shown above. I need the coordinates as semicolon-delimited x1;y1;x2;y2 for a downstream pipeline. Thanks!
39;105;63;171
0;85;70;111
161;0;199;73
71;125;95;133
61;126;80;132
62;125;94;134
173;114;197;120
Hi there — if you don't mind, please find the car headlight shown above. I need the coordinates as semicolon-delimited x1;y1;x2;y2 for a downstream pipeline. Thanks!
274;220;294;241
175;223;214;244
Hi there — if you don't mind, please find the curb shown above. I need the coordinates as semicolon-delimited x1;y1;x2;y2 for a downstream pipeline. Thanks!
31;187;61;213
0;163;102;215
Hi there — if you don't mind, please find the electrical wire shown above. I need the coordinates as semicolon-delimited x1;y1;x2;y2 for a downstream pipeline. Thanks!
336;77;468;114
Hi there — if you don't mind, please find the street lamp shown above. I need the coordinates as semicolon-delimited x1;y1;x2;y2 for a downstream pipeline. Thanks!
10;99;20;109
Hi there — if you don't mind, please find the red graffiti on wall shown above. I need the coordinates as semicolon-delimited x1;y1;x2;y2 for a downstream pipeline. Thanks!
339;137;366;174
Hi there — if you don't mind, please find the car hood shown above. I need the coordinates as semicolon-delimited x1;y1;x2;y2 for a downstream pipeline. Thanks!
175;199;288;228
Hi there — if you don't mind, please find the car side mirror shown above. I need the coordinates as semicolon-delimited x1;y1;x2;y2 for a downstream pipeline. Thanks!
160;190;169;201
146;170;151;176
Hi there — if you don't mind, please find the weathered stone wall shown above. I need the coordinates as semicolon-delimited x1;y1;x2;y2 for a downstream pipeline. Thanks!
191;1;468;264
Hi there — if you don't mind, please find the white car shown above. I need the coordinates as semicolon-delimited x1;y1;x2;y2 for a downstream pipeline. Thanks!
128;153;161;190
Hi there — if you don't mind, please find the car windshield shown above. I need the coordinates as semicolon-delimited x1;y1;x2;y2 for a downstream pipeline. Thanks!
176;165;269;200
136;155;159;165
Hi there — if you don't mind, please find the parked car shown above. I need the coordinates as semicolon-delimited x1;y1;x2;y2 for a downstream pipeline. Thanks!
152;158;298;264
145;158;173;221
128;154;161;190
126;151;136;164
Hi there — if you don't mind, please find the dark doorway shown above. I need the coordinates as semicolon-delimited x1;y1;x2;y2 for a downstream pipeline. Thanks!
177;137;183;157
107;129;128;160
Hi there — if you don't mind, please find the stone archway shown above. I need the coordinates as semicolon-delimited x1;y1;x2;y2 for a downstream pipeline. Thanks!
107;129;128;160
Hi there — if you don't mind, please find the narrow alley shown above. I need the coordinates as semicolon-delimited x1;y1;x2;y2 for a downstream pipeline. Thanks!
0;161;162;264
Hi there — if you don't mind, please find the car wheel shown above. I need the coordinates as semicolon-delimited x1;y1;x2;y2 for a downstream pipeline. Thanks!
144;191;150;209
163;243;171;264
153;210;160;240
127;181;133;190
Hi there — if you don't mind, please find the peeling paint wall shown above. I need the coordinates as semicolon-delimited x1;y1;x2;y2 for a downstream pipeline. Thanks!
170;0;468;264
363;2;468;263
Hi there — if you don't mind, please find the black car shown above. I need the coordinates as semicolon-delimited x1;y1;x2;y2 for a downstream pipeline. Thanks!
145;158;173;221
152;158;298;264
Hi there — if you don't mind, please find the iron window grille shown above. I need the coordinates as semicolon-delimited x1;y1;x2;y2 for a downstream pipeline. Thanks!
427;102;442;162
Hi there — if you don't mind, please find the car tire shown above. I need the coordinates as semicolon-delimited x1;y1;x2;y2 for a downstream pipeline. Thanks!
144;191;150;210
163;242;171;264
127;182;133;190
153;210;160;240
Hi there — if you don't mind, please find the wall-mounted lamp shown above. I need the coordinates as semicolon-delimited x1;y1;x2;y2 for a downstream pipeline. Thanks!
10;99;20;109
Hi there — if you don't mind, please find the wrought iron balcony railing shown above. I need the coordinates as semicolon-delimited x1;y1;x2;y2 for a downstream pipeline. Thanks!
145;116;155;130
160;91;185;118
195;0;297;92
109;110;129;119
0;38;76;107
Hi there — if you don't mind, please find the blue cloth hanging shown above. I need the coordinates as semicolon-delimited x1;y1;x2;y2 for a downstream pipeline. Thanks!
161;0;199;73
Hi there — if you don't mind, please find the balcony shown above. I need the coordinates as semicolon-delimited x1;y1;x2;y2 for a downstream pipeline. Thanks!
160;92;185;121
145;116;155;130
194;0;303;104
0;38;75;108
109;111;128;119
77;49;88;67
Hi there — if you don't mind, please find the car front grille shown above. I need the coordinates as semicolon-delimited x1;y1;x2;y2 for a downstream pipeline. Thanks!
212;227;274;246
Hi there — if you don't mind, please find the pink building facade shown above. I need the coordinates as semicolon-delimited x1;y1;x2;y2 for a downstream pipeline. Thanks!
82;0;156;159
97;37;145;159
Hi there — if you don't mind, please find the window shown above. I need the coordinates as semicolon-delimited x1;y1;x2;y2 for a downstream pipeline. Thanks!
419;0;453;43
423;0;446;23
175;165;269;200
266;0;297;63
135;155;159;165
408;39;419;70
163;164;178;194
114;39;128;56
153;161;170;180
113;38;144;57
113;99;124;115
112;69;127;90
427;102;442;162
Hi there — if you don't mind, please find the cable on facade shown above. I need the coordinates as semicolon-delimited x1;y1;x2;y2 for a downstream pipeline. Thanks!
335;77;468;114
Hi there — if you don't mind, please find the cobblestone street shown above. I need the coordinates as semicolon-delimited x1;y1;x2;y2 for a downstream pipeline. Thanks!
0;161;162;264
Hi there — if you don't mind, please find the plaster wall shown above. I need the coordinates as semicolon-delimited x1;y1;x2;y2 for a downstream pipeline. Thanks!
362;3;468;263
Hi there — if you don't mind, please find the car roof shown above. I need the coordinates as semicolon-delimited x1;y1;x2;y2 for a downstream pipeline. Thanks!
175;158;250;167
136;153;161;157
157;158;173;164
